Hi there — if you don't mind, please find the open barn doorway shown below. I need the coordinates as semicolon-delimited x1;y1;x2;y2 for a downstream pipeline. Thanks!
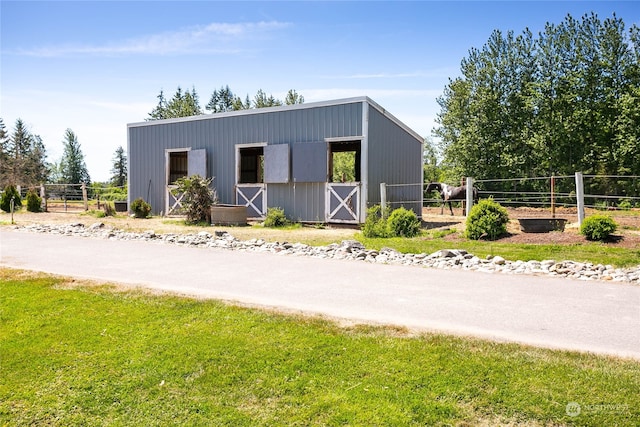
326;140;361;223
165;148;206;215
236;144;266;218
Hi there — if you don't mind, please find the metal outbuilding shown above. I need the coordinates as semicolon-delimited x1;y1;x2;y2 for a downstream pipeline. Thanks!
127;96;423;224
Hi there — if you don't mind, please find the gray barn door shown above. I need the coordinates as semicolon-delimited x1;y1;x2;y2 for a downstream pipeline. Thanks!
326;183;360;223
236;184;266;219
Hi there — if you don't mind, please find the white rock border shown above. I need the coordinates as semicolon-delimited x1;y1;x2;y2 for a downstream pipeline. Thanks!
11;222;640;285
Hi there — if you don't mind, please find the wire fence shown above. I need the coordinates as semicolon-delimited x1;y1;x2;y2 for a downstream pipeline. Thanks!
476;175;640;213
381;174;640;223
5;183;128;213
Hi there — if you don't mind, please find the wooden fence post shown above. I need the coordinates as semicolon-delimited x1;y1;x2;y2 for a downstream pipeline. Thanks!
575;172;585;226
82;183;88;211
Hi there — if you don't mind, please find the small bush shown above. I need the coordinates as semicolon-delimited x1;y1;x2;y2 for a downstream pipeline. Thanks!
580;215;617;241
617;199;633;211
362;205;390;238
465;199;509;240
0;185;22;213
387;207;421;237
26;189;42;213
103;202;116;217
131;197;151;218
173;175;218;224
263;207;289;227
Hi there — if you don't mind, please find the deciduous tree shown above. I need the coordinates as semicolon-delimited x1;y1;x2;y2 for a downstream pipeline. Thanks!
435;13;640;195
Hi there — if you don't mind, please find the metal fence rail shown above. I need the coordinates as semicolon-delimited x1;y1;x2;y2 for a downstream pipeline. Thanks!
380;173;640;225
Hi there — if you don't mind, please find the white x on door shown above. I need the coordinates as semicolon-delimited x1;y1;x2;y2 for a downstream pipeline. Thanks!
326;182;360;224
236;184;266;219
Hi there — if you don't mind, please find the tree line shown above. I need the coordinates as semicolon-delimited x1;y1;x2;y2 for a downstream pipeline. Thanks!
148;86;304;120
0;117;127;189
0;85;303;190
434;13;640;195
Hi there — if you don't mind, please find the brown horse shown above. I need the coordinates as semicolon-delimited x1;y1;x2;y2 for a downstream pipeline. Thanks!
426;182;478;215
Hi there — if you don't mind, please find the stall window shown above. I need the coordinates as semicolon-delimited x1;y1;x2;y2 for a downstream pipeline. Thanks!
239;146;264;183
168;151;188;184
329;141;360;182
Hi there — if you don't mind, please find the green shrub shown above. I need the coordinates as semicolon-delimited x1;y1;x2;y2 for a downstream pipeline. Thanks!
387;207;421;237
130;197;151;219
362;205;390;238
0;185;22;213
173;175;218;224
263;207;289;227
617;199;633;211
26;189;42;213
465;199;509;240
103;202;116;217
580;215;617;241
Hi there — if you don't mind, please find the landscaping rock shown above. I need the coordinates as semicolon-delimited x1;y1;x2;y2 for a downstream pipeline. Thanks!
12;223;640;285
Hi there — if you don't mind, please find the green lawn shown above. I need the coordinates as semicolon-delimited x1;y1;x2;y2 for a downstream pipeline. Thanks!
1;269;638;426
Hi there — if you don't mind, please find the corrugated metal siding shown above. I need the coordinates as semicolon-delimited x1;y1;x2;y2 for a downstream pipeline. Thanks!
266;182;325;222
128;101;363;217
366;107;423;216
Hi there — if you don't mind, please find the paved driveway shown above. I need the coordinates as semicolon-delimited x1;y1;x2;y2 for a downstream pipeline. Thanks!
1;229;639;359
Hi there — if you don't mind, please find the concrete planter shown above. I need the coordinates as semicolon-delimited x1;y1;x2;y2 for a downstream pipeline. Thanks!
518;218;567;233
114;201;128;212
211;204;248;226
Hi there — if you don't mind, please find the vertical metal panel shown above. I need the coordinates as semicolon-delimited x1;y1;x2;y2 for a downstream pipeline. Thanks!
292;142;327;182
264;144;290;183
188;149;207;177
366;106;423;216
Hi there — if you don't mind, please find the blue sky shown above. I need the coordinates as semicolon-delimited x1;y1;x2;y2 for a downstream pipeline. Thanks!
2;1;638;182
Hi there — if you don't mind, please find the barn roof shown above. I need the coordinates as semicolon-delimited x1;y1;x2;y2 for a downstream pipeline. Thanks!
127;96;423;143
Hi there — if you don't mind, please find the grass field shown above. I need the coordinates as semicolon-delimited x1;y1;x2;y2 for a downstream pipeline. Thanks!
1;268;638;426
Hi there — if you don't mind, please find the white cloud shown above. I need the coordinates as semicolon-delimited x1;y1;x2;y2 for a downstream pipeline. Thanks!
15;21;291;57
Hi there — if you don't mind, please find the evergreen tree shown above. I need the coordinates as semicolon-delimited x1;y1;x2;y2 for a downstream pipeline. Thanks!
0;119;9;185
110;145;127;187
232;94;251;110
60;129;90;184
0;118;48;187
206;85;236;113
148;90;168;120
284;89;305;105
253;89;283;108
147;86;203;120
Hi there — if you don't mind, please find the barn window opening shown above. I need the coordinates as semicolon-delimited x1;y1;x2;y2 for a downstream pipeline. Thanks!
329;141;360;182
239;146;264;184
168;151;188;184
